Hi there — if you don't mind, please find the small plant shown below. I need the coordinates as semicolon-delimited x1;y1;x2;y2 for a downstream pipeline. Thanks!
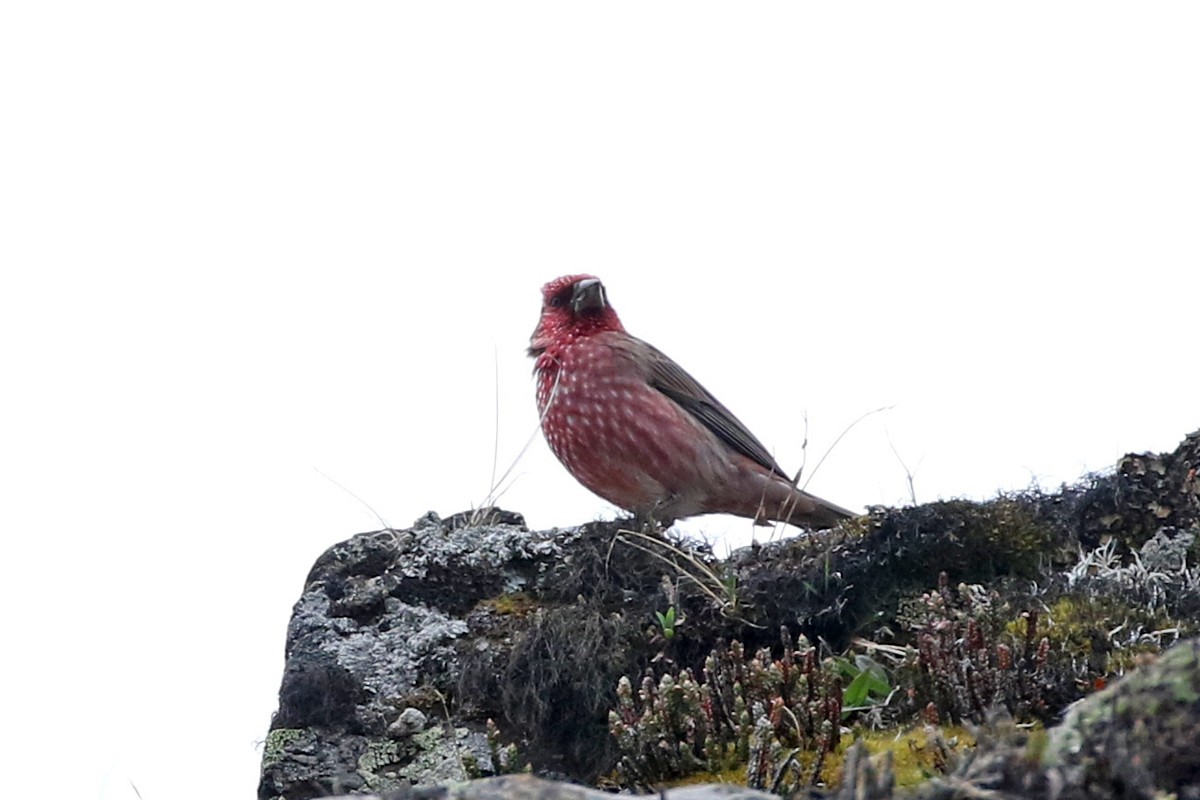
611;528;758;625
485;718;524;775
655;606;679;639
609;628;847;792
835;654;893;714
891;575;1058;724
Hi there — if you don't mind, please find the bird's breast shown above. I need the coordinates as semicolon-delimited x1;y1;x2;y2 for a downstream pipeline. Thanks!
535;341;638;462
534;339;732;514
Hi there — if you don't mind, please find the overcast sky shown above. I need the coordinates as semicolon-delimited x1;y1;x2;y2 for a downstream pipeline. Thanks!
3;3;1197;799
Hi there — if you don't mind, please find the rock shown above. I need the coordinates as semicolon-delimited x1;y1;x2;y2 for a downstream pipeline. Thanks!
259;508;573;798
259;435;1200;800
313;773;780;800
388;708;429;739
1042;637;1200;798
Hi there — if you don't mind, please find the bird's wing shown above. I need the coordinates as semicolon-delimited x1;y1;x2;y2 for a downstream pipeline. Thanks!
617;335;789;478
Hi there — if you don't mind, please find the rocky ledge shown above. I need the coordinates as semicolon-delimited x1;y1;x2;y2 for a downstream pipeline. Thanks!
261;432;1200;800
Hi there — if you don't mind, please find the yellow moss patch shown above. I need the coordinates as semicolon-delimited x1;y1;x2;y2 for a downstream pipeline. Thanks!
668;765;748;786
641;725;979;792
845;726;976;788
833;515;874;541
1007;596;1173;676
480;592;539;617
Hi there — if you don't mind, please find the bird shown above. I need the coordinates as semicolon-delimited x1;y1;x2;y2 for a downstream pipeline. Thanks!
528;274;854;529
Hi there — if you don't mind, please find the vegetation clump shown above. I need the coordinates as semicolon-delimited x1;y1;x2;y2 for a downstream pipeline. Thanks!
609;630;850;792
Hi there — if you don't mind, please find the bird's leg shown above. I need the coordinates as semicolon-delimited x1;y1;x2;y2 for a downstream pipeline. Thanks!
631;509;673;534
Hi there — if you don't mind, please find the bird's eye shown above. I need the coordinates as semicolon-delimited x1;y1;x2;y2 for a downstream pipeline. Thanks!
548;294;567;308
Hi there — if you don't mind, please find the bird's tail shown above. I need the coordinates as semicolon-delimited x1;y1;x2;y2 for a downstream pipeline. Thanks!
778;487;856;530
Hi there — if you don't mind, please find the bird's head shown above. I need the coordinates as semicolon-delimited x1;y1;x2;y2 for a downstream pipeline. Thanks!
528;274;626;356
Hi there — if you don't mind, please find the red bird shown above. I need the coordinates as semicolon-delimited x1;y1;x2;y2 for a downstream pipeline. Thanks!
529;274;854;529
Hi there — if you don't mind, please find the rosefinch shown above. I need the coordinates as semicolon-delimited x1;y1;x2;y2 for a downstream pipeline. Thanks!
529;274;854;529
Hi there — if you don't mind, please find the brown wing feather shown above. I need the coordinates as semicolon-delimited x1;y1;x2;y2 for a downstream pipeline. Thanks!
615;335;789;478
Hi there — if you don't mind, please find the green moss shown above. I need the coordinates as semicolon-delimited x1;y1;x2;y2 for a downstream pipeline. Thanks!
261;728;307;769
358;740;403;775
957;497;1058;575
411;725;447;750
1009;596;1176;677
357;724;487;789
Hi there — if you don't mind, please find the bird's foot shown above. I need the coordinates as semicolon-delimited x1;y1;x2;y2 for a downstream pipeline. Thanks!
627;511;673;535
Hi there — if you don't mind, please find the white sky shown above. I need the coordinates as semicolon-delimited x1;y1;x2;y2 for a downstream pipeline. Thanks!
2;3;1197;798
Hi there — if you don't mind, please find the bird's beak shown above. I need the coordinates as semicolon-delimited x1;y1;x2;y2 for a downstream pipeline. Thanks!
572;278;606;315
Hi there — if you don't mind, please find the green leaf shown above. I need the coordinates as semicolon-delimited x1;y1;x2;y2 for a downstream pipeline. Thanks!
841;655;891;709
655;607;676;638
